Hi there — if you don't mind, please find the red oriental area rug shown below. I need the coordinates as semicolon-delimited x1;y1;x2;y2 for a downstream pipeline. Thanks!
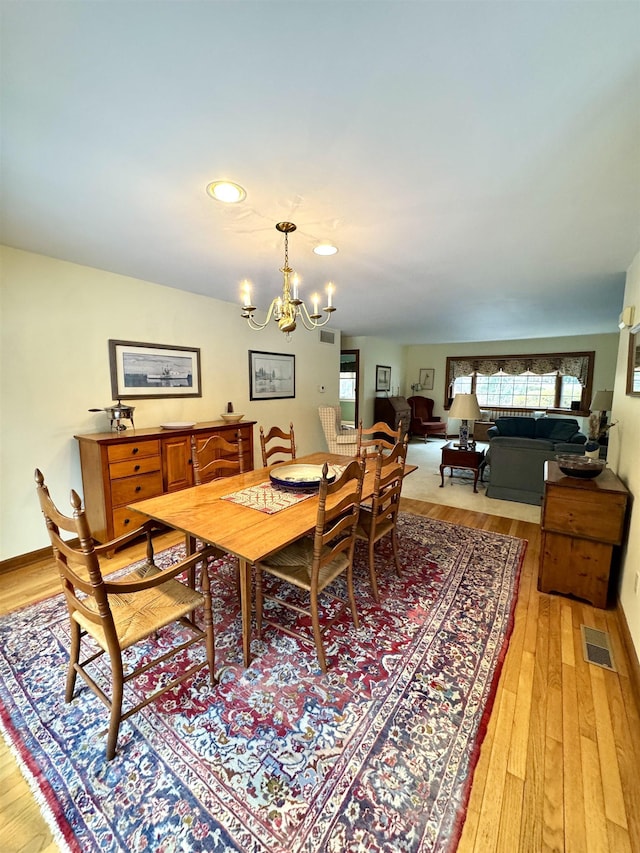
0;514;525;853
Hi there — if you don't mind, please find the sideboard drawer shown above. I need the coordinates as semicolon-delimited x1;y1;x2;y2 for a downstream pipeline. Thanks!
111;471;164;507
109;456;161;480
112;505;152;538
543;488;627;544
108;440;161;463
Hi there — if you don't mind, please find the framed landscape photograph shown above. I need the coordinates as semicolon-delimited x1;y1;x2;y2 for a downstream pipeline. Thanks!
376;364;391;392
249;350;296;400
419;368;435;391
109;340;202;399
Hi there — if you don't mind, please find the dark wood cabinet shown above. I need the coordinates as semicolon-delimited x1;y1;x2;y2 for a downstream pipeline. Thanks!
374;396;411;437
538;460;629;608
75;420;255;542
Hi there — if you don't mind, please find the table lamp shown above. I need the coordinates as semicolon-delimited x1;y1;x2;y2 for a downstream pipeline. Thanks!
449;393;481;449
590;389;613;440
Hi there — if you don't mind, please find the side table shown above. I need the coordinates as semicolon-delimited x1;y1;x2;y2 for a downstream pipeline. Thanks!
538;460;629;608
440;442;485;493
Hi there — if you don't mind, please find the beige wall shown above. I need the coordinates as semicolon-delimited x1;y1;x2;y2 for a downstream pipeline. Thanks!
0;246;342;560
609;248;640;655
341;335;406;427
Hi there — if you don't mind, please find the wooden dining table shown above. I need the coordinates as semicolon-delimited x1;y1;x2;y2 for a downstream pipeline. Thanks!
130;451;416;667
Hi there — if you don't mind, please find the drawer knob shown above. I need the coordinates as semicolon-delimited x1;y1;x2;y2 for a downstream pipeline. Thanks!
124;518;130;526
132;447;139;455
134;464;140;472
135;485;142;493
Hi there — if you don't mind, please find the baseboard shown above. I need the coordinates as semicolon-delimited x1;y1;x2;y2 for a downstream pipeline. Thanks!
616;600;640;712
0;545;54;575
1;531;164;575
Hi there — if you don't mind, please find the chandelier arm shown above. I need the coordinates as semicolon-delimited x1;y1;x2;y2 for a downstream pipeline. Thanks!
243;298;278;330
297;302;333;330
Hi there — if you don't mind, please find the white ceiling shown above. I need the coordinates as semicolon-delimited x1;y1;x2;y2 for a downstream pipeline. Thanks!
2;1;639;344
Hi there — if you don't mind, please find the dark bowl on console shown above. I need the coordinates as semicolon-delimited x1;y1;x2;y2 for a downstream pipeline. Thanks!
555;454;605;479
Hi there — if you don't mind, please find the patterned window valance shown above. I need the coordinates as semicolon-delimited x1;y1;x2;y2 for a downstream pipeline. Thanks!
447;353;590;389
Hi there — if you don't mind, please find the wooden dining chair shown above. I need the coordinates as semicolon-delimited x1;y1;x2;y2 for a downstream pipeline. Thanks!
254;458;366;673
190;431;244;485
356;420;401;458
355;437;408;603
34;469;217;761
188;432;244;591
259;422;296;467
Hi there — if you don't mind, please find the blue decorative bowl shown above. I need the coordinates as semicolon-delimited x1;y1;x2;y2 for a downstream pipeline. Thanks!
270;464;337;492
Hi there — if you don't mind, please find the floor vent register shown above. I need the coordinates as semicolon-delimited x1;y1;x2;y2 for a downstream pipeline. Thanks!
581;625;617;672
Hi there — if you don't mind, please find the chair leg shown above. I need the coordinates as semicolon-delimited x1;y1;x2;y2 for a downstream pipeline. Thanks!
255;567;263;638
185;535;198;592
65;619;81;702
391;529;402;577
367;539;380;603
346;565;360;632
199;559;216;685
107;653;125;761
310;587;327;673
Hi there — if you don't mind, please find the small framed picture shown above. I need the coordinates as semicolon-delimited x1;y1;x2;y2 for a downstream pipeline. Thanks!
419;368;434;391
249;350;296;400
376;364;391;392
109;340;201;399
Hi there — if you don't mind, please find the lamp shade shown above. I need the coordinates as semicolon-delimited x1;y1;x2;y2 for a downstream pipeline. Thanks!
449;393;482;420
591;390;613;412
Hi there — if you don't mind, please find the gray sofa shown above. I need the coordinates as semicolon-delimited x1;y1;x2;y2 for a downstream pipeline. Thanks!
485;417;586;505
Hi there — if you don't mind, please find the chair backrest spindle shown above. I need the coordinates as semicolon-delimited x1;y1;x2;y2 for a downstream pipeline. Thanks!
357;420;401;458
259;422;296;467
191;432;244;485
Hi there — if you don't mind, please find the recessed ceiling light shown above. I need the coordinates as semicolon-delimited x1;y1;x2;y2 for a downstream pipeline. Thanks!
206;181;247;203
313;242;338;256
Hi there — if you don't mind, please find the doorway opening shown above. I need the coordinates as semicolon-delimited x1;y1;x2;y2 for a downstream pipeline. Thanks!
340;349;359;428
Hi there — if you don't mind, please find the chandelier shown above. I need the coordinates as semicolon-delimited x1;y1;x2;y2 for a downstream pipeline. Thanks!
241;222;336;335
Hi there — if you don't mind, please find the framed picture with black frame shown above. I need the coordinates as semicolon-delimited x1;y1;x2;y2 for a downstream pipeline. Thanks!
249;350;296;400
375;364;391;392
108;340;201;399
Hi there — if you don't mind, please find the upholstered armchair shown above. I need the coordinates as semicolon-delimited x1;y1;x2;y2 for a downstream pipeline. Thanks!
407;396;447;441
319;405;358;455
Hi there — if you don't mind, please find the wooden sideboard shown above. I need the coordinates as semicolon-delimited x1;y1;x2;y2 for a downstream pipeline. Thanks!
75;421;255;542
538;460;629;608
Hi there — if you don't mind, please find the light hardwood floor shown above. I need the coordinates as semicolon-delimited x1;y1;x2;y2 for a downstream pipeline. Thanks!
1;500;639;852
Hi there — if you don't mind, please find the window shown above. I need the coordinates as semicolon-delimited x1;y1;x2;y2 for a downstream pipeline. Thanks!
339;372;356;401
446;351;594;412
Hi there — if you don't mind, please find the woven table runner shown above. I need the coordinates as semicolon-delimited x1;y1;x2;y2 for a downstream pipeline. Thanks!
221;482;316;514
